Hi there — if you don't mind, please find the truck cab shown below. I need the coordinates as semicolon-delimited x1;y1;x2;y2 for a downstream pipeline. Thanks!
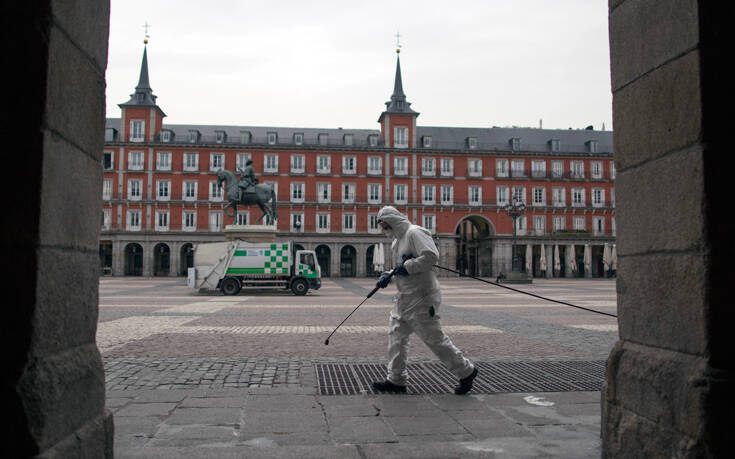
293;250;321;293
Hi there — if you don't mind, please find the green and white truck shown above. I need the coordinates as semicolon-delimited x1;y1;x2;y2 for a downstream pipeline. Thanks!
187;241;321;296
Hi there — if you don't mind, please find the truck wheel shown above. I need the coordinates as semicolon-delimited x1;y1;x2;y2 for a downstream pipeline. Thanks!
291;278;309;296
221;277;241;296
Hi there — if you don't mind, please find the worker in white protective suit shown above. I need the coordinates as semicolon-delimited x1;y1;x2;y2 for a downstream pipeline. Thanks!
372;206;478;395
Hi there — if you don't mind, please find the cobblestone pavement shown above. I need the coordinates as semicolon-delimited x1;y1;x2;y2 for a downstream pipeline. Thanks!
100;277;617;391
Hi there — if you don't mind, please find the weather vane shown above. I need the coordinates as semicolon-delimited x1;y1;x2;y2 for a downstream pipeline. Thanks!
142;21;151;44
395;31;402;53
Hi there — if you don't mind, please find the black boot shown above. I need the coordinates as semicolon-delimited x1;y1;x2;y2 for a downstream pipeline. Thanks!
454;367;478;395
372;380;407;393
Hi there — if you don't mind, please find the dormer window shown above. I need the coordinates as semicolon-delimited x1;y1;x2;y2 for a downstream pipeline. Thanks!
548;139;560;152
188;130;199;143
368;135;378;147
160;130;171;143
509;138;521;151
240;131;251;144
294;133;303;145
343;134;353;146
422;136;432;148
105;128;117;142
467;137;478;149
318;133;329;146
586;140;599;153
267;132;277;145
215;131;226;144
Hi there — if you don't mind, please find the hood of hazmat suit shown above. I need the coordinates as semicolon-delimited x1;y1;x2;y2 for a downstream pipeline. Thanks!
377;206;441;319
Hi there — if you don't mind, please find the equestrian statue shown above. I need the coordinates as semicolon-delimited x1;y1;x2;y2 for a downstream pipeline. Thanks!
216;159;277;225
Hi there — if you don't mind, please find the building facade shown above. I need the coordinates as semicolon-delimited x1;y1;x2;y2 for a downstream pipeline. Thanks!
101;47;615;278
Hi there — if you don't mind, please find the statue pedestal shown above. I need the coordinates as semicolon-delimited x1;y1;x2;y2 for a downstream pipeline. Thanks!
224;224;277;242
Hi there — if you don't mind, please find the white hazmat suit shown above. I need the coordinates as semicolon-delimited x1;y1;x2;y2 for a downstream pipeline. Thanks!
377;206;475;387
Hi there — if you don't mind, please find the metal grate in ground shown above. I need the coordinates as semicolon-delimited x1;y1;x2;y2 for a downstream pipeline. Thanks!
316;360;606;395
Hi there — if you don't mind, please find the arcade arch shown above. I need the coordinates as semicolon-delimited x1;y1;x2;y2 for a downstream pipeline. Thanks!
455;215;494;277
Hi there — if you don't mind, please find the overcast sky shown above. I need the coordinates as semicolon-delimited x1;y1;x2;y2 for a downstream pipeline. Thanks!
106;0;612;131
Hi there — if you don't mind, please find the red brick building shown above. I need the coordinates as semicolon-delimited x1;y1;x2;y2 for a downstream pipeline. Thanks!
101;46;615;278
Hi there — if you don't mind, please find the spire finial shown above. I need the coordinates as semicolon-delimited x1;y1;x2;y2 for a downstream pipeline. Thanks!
395;31;402;54
142;21;151;44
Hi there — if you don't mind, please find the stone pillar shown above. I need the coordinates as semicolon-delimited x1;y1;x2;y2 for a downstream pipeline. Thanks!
603;2;731;456
143;241;154;277
169;242;180;277
545;244;553;279
356;243;366;277
113;240;124;276
1;1;114;455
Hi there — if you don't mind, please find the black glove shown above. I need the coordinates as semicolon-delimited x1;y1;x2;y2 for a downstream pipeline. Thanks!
394;264;409;276
376;272;392;289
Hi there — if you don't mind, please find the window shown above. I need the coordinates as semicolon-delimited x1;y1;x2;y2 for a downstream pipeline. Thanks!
343;213;355;233
610;161;616;179
552;187;565;206
514;215;527;235
101;209;111;230
423;214;436;233
394;127;408;148
160;130;171;142
291;182;304;203
611;188;616;207
130;120;144;142
551;160;564;178
210;181;223;201
422;158;435;176
236;212;249;226
467;137;478;149
469;186;482;206
468;158;482;177
511;159;526;177
317;213;330;232
553;215;566;231
441;185;453;205
188;130;199;143
571;161;585;179
534;215;545;235
368;156;382;175
102;179;112;200
155;210;169;231
532;187;546;206
612;217;616;236
368;135;378;147
240;131;251;144
236;153;251;171
157;152;171;171
317;155;330;173
183;211;197;231
157;180;170;201
592;216;605;234
267;132;277;145
422;185;435;204
183;181;198;201
512;186;526;204
209;211;222;232
291;154;305;173
317;183;331;203
342;183;355;203
318;133;329;146
510;138;521;151
394;157;408;175
103;151;114;170
343;134;353;146
592;188;605;207
105;128;116;142
128;179;142;200
394;184;407;204
209;153;224;172
293;133;303;145
422;136;432;148
184;152;199;171
215;131;226;144
342;156;356;174
127;210;141;231
368;214;380;233
368;184;381;204
572;188;585;207
591;161;603;179
549;139;561;152
531;160;546;178
496;159;509;177
573;216;586;231
586;140;599;153
496;186;509;206
291;212;303;231
128;151;144;170
440;158;453;176
264;154;278;173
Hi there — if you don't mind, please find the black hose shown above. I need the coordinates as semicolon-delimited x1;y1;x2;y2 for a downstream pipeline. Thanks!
433;265;617;318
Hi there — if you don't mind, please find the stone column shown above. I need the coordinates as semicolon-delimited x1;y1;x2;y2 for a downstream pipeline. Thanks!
1;1;114;455
113;240;124;276
603;2;731;456
170;242;181;277
545;244;553;279
143;241;154;277
356;243;366;277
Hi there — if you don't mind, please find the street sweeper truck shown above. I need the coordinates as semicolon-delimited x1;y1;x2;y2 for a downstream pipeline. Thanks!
187;240;321;295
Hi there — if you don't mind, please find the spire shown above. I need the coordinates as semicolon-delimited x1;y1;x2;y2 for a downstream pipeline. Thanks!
119;43;161;110
383;52;417;114
136;46;151;91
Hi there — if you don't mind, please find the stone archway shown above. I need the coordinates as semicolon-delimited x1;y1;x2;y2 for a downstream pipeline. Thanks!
340;245;356;277
366;244;376;277
124;243;144;276
179;243;194;276
454;215;494;277
153;243;171;276
315;244;331;277
99;241;112;276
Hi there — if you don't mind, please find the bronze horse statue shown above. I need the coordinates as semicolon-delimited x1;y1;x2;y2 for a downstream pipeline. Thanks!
216;169;277;225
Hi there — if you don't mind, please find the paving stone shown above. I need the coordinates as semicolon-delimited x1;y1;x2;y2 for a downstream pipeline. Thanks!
165;407;242;426
115;403;178;417
148;425;238;447
329;416;398;443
